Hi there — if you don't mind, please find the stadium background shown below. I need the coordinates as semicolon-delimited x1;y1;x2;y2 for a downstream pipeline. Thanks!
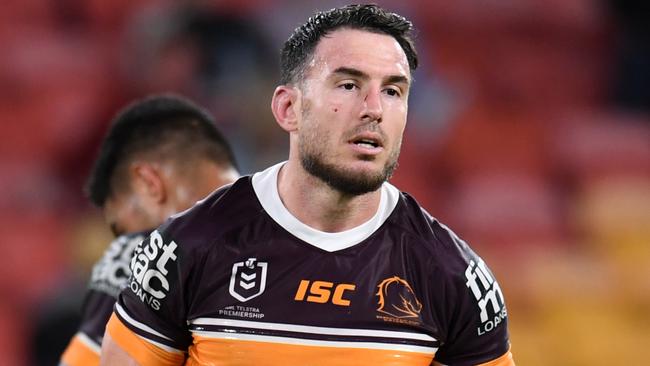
0;0;648;364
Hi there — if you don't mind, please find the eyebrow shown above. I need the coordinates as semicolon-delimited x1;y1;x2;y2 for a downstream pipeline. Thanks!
332;67;368;80
385;74;409;86
331;67;410;85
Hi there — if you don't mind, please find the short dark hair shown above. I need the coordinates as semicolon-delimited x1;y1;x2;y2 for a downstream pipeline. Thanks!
86;94;237;207
280;4;418;84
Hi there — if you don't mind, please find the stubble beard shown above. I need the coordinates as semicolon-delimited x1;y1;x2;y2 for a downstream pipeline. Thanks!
298;108;401;196
300;149;399;196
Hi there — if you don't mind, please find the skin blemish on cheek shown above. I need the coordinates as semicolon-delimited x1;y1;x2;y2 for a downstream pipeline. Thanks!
334;108;338;112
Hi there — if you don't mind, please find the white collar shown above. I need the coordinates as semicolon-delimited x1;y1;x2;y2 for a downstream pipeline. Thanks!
252;162;399;252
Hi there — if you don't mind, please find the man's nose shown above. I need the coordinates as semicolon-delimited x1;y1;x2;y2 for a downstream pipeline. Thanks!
360;88;383;122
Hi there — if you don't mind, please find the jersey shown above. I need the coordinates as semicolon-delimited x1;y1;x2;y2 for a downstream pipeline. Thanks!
60;231;148;366
107;162;514;366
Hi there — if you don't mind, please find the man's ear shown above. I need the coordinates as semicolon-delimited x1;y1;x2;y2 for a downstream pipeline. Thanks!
130;162;166;205
271;85;300;132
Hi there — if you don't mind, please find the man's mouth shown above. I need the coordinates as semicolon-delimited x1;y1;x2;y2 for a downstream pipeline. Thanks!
349;132;383;150
353;138;380;149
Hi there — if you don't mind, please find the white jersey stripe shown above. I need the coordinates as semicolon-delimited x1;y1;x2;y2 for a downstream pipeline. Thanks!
190;317;437;342
76;332;101;355
192;330;438;354
115;303;175;342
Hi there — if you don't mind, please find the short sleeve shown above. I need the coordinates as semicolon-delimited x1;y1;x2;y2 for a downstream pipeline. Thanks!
432;228;513;365
110;227;193;360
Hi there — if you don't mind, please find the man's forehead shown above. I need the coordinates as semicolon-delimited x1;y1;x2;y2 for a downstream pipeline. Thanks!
308;28;410;80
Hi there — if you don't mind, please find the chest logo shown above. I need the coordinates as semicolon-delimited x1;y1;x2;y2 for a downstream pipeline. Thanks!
376;276;422;318
229;258;268;302
294;280;356;306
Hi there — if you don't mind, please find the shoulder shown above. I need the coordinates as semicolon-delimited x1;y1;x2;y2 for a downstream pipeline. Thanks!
89;232;147;297
159;175;261;250
389;190;478;275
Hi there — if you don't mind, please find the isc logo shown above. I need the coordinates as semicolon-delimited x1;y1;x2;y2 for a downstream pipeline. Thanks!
294;280;355;306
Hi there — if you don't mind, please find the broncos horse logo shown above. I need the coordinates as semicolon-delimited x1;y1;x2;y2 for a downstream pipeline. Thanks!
376;276;423;318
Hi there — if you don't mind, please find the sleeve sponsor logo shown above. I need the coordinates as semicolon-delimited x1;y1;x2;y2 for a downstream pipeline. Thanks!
229;258;268;302
89;235;142;297
465;259;507;335
376;276;423;325
129;230;178;310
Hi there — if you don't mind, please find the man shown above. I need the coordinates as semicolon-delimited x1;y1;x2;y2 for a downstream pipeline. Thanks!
101;5;515;365
59;94;239;366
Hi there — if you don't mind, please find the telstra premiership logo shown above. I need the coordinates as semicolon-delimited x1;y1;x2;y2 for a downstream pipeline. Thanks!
229;258;268;302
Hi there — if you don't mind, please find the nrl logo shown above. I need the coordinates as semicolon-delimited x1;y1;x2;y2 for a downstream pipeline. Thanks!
229;258;268;302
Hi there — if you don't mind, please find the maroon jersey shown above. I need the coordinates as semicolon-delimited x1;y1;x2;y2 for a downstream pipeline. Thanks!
61;232;147;365
108;163;513;365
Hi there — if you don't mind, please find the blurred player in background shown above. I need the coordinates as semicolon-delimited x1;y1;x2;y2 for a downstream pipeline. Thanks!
59;94;239;365
101;4;514;365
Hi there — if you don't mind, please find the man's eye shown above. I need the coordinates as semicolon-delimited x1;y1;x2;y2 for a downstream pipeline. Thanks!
385;88;399;97
341;83;356;90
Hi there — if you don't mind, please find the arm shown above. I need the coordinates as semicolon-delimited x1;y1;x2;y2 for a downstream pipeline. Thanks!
99;331;139;366
98;228;193;365
98;311;186;365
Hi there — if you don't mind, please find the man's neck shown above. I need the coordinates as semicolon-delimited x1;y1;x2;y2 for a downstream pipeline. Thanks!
276;160;382;233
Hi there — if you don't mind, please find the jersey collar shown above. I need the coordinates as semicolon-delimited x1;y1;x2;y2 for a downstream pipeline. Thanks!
252;162;399;252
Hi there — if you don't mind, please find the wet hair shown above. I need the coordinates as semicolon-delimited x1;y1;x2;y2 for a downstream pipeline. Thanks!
86;93;237;207
280;4;418;84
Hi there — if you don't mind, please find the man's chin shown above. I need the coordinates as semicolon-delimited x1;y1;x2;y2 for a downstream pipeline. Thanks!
320;165;386;195
301;153;396;195
343;158;384;173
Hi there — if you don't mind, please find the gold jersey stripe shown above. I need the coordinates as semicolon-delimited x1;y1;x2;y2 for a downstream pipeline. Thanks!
186;335;434;366
60;334;100;366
